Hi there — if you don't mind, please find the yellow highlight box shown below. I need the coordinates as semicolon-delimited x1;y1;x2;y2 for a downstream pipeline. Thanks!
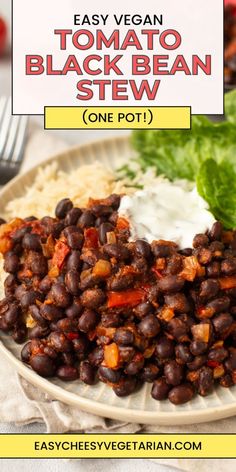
0;434;236;458
44;106;191;130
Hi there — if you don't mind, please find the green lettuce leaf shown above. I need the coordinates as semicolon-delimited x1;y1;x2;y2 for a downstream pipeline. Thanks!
197;159;236;229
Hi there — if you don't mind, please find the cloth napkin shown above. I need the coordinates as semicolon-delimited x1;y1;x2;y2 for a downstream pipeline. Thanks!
1;121;236;472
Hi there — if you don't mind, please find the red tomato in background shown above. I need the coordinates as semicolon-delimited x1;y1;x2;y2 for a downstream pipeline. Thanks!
0;17;7;56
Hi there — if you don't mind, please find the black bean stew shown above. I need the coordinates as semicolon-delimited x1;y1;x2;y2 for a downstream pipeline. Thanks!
1;196;236;405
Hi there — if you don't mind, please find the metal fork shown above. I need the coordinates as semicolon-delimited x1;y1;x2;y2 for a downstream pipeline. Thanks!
0;97;28;185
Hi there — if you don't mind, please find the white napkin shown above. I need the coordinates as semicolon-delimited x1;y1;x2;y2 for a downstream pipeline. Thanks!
1;122;236;471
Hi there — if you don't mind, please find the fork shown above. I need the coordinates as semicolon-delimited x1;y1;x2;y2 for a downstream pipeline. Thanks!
0;96;28;185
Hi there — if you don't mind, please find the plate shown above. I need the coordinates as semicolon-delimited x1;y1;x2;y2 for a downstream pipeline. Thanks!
1;135;236;426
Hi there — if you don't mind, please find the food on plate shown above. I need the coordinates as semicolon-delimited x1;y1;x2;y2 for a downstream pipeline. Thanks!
1;169;236;406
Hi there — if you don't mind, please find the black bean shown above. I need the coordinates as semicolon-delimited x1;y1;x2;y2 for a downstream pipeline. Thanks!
166;255;183;275
103;243;130;260
78;210;95;229
105;194;121;210
72;336;89;360
4;253;19;274
167;318;188;341
30;354;56;377
80;361;96;385
207;297;230;314
220;374;234;388
168;383;194;405
134;302;152;319
134;240;151;259
209;241;224;254
101;312;121;328
15;285;26;301
197;366;214;396
11;225;31;243
193;233;209;248
175;344;193;364
4;274;17;296
107;273;134;291
64;208;82;226
21;342;32;363
98;222;115;245
30;254;48;276
138;315;160;338
125;353;144;375
49;331;72;352
164;360;184;386
158;275;184;293
113;377;137;396
40;304;63;321
22;233;42;252
98;366;121;384
78;309;99;333
56;318;77;332
28;305;47;327
164;293;190;313
95;216;107;227
4;305;20;327
60;352;74;366
65;270;80;296
208;347;228;362
208;221;223;241
55;198;73;219
79;273;102;291
114;328;134;346
67;231;84;250
89;203;113;217
151;378;170;400
140;363;159;382
155;336;175;360
66;299;83;319
88;346;104;366
224;348;236;371
39;276;52;293
199;279;219;300
51;283;71;308
57;365;79;381
20;290;42;309
187;355;207;371
80;288;105;309
213;313;233;333
0;217;6;225
207;261;221;278
221;258;236;275
66;251;81;271
151;241;175;258
28;325;50;339
190;341;208;356
12;325;27;344
119;346;135;364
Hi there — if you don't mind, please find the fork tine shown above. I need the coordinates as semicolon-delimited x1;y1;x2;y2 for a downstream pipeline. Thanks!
11;115;28;164
0;96;7;127
0;97;12;159
2;115;21;162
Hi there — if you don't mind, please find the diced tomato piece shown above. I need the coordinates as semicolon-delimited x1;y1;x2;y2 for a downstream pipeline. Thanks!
107;289;146;308
52;240;70;269
66;332;79;340
84;228;99;249
207;360;220;369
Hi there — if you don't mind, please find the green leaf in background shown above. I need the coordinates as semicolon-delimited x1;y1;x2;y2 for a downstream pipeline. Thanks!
129;90;236;182
225;89;236;124
197;159;236;229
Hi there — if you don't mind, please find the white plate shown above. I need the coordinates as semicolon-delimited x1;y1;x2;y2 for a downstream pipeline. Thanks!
1;136;236;426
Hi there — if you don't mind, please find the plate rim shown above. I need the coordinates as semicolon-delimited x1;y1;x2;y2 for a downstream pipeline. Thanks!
1;136;236;426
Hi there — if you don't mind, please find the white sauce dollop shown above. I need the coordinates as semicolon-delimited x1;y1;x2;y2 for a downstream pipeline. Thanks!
118;181;215;249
